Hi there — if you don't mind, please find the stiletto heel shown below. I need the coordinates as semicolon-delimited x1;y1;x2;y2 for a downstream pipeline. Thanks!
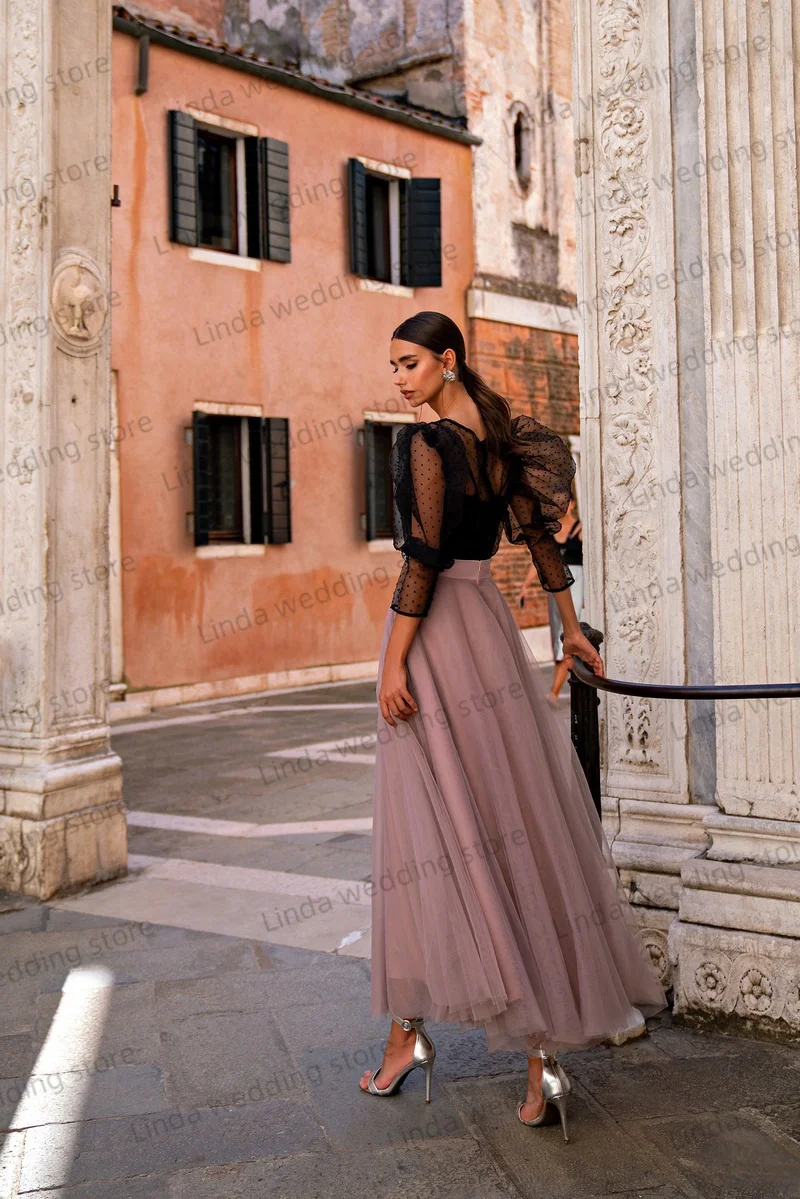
362;1016;436;1103
549;1092;569;1142
517;1051;572;1143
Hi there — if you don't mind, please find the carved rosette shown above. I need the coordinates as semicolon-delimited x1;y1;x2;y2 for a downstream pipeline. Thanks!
594;0;664;771
642;928;671;987
678;947;800;1031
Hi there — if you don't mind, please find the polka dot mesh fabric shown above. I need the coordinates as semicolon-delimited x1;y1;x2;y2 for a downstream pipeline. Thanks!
389;415;576;617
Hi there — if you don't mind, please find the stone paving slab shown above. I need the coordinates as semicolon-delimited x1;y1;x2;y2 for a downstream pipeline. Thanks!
0;1064;168;1131
157;1004;299;1110
568;1042;800;1119
301;1042;468;1151
444;1072;676;1199
622;1109;800;1199
14;1100;327;1192
170;1140;514;1199
126;826;373;879
0;1037;35;1080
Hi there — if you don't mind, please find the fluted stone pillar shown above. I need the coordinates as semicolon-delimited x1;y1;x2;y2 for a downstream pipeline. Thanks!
572;0;800;1040
0;0;125;898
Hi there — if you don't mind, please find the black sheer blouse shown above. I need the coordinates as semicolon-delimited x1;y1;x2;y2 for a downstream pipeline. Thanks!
390;415;576;618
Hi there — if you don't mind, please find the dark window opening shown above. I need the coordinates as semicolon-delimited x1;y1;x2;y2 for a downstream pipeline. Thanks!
365;421;406;540
197;128;238;253
371;423;394;538
513;112;531;190
208;416;243;540
366;173;392;283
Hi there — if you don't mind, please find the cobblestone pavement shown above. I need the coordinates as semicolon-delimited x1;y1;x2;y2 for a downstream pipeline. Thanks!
1;676;799;1197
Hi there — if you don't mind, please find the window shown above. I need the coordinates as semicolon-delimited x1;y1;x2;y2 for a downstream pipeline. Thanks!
168;111;290;262
197;128;239;252
362;420;408;540
348;158;441;288
510;104;533;194
207;416;244;540
192;413;291;546
365;173;392;282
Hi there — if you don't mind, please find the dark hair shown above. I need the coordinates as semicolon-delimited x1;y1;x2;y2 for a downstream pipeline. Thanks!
391;310;531;460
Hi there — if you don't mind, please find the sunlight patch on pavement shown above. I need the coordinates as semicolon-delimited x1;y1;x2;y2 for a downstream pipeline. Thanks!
0;967;113;1191
50;859;372;958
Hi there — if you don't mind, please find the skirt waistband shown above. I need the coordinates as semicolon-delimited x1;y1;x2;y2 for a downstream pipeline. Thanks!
438;558;493;581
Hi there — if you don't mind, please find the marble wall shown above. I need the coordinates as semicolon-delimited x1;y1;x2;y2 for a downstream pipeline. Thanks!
573;0;800;1040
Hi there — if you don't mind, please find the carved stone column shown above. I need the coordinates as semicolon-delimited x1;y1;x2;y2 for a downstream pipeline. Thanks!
668;0;800;1040
572;0;709;993
574;0;800;1040
0;0;125;898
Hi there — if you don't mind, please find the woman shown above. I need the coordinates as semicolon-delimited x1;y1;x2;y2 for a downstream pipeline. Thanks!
359;312;667;1140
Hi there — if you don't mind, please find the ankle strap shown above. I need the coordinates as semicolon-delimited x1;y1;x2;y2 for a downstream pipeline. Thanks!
393;1016;425;1032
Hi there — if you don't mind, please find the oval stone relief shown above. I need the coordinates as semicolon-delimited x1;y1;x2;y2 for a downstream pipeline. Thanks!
51;254;108;353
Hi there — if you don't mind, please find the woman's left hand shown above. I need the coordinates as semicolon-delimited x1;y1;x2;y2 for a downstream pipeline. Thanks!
561;631;604;677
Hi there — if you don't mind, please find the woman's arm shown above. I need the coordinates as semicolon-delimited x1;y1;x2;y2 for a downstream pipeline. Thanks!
552;585;604;676
379;614;421;727
381;426;452;726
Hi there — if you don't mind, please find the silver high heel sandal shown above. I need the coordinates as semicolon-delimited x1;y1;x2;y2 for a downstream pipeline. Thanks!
517;1050;572;1142
362;1016;436;1103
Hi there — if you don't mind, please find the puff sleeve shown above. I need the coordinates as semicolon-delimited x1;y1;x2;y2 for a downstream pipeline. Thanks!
503;414;576;593
389;422;468;617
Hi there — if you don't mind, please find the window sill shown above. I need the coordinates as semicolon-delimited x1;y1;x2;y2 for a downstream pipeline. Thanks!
196;543;267;559
367;538;398;553
358;278;414;298
188;247;262;272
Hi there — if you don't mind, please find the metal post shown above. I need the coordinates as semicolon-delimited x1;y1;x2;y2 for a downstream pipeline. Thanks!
565;622;604;817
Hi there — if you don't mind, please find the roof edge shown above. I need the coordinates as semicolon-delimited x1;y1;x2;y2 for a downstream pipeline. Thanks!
113;9;482;147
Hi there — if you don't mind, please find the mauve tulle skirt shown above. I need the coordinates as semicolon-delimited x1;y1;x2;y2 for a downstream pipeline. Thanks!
370;558;668;1055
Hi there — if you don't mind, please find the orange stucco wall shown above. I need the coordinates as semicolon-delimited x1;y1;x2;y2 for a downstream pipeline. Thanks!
111;33;475;692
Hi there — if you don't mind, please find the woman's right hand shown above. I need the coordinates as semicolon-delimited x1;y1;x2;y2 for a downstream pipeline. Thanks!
378;657;419;727
561;631;605;678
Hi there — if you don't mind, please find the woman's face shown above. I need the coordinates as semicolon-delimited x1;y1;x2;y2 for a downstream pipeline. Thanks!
389;338;453;410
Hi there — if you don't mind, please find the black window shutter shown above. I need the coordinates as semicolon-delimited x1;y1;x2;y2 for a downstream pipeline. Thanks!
248;417;266;542
263;138;290;263
192;410;211;546
401;177;442;287
348;158;369;276
168;110;198;246
244;137;264;258
264;417;291;543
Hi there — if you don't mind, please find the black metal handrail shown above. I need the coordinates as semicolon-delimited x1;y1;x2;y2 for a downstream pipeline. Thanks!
564;623;800;815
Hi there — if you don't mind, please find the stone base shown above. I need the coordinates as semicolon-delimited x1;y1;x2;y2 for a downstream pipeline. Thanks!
669;920;800;1044
0;802;127;900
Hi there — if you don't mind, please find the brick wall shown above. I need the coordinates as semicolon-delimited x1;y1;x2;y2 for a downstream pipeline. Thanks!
468;315;579;629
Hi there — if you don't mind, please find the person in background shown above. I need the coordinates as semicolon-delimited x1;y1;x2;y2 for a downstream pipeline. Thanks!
518;485;583;706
